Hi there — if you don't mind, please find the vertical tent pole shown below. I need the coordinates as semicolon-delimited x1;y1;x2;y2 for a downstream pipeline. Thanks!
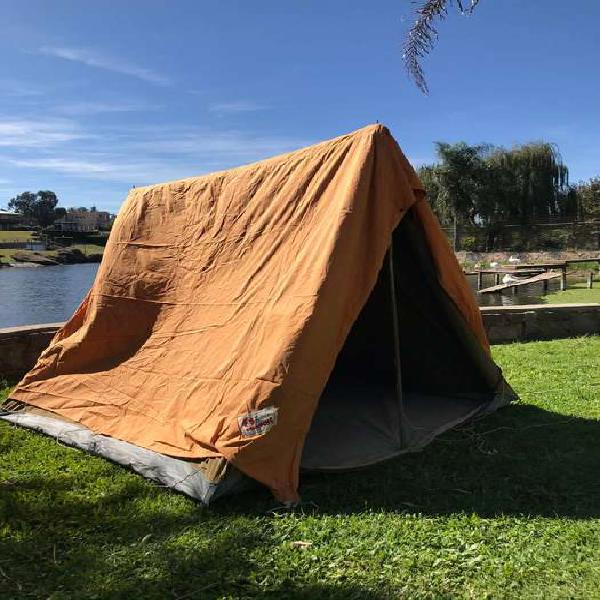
388;242;406;448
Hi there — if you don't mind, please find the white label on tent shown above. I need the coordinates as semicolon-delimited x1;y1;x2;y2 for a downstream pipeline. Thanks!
238;407;278;438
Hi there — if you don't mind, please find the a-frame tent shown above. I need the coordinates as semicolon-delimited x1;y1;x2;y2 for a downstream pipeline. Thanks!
2;125;515;504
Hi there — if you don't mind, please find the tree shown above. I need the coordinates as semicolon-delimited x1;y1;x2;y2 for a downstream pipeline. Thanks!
419;140;573;249
485;143;569;223
8;190;62;227
7;191;36;219
403;0;481;93
418;164;447;221
574;178;600;220
425;141;487;249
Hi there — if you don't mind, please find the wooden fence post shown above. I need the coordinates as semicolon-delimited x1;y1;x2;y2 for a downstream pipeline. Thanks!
560;268;567;291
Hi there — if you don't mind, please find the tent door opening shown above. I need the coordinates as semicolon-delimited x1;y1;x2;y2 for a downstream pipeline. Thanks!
301;208;497;470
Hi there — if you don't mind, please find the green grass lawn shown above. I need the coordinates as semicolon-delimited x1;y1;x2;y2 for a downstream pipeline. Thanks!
567;261;600;272
0;248;14;262
543;282;600;304
1;337;599;599
67;243;105;256
0;231;35;263
0;248;50;263
0;230;35;242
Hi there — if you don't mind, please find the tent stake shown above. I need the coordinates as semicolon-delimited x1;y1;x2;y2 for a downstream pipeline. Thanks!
388;243;406;448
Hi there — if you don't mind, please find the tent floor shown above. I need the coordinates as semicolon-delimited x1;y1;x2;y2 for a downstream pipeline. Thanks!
1;384;504;504
301;384;486;470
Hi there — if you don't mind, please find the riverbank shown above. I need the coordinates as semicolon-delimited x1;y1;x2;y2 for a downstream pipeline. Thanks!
0;245;104;267
3;245;598;271
0;229;106;267
457;250;600;271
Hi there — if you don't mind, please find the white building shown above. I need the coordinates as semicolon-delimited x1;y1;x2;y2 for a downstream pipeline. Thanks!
54;209;115;232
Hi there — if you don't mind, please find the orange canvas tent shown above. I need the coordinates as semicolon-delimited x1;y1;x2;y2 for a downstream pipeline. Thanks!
2;125;514;504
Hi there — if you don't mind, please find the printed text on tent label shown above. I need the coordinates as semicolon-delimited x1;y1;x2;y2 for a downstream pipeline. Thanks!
238;407;279;437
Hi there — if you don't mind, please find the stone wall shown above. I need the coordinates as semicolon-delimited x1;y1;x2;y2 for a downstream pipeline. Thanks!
0;323;62;380
1;304;599;379
480;303;600;344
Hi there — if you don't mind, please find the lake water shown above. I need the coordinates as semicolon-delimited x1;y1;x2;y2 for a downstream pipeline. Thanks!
0;263;99;328
0;263;579;329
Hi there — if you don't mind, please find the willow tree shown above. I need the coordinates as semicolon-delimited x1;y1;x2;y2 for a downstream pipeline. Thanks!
420;141;573;249
403;0;481;93
486;143;569;223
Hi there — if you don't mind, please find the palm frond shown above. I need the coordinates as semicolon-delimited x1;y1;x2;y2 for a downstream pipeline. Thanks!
403;0;481;94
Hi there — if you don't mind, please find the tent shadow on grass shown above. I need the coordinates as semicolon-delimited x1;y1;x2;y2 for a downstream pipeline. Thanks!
218;403;600;519
1;402;598;598
0;472;386;599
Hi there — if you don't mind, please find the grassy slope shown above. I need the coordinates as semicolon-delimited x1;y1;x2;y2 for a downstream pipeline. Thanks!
0;230;34;242
1;338;599;599
543;282;600;304
67;243;105;256
0;231;35;263
0;244;105;263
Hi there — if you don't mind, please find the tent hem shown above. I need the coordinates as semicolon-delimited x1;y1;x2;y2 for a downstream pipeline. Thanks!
0;412;247;504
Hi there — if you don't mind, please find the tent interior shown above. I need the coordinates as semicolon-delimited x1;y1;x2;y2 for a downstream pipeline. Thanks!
301;206;501;470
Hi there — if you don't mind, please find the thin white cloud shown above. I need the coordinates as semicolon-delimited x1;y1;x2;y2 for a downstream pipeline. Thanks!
0;79;44;97
39;45;170;86
54;101;163;116
8;156;190;185
209;101;269;114
6;129;311;185
132;130;308;158
9;157;114;175
0;118;83;147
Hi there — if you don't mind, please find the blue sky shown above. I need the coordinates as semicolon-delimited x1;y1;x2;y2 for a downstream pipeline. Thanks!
1;0;599;213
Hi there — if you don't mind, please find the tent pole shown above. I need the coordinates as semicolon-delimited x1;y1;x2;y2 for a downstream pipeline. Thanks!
388;242;406;448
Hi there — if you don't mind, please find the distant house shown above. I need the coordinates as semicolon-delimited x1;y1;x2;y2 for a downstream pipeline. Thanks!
0;209;21;230
54;208;115;232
